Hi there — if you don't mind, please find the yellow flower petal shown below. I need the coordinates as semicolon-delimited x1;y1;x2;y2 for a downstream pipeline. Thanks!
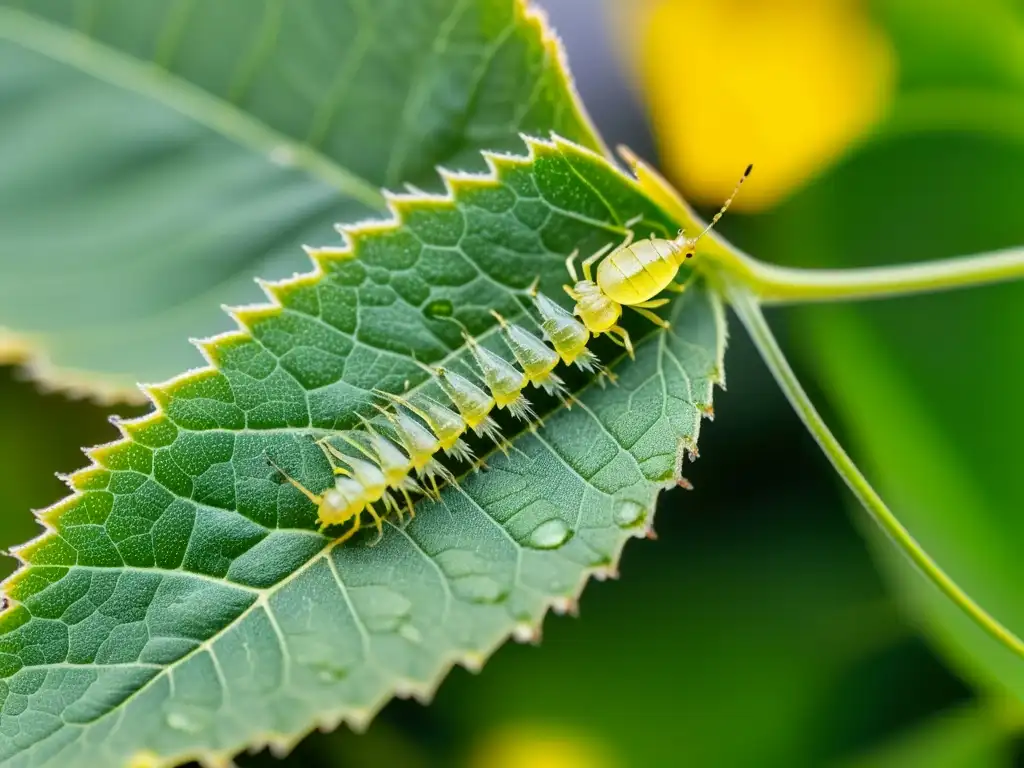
632;0;895;210
467;724;617;768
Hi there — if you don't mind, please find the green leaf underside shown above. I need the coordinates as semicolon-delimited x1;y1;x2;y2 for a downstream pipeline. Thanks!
0;0;600;395
0;137;725;768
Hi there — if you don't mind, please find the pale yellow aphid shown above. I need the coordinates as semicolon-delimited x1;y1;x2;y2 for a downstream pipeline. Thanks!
374;389;475;464
375;403;455;497
461;332;535;422
265;454;383;544
355;425;423;519
317;440;407;528
489;310;565;397
565;164;752;356
529;285;600;373
432;366;504;445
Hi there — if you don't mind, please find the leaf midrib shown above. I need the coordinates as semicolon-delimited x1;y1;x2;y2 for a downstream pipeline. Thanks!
0;6;387;210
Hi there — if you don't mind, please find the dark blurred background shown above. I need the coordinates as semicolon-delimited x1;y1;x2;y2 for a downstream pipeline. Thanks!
2;1;1023;766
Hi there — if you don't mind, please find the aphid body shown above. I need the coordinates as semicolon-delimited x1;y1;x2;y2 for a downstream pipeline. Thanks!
462;333;534;422
565;164;752;355
434;367;503;444
491;311;565;396
531;290;599;372
267;455;384;544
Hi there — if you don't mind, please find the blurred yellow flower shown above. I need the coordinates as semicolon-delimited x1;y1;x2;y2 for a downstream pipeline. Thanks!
627;0;896;210
467;724;617;768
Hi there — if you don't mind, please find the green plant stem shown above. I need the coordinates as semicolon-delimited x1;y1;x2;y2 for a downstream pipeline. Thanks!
726;285;1024;661
705;243;1024;304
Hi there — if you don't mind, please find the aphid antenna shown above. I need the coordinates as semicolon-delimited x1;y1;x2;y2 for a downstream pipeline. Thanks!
411;357;442;378
687;163;753;245
262;451;321;505
488;309;509;328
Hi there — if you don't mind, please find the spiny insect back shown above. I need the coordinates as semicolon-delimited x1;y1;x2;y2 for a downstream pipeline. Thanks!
565;164;752;356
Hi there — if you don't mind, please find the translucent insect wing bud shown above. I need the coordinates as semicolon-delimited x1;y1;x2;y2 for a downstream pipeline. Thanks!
368;433;413;485
466;342;527;407
503;322;559;380
391;407;441;471
437;369;495;429
533;292;591;366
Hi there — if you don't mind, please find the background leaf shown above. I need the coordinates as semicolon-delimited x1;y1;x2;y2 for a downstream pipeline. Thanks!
0;0;600;397
0;138;725;768
762;128;1024;700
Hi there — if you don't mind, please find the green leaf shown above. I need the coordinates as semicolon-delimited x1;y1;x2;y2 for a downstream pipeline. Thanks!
0;137;725;768
0;0;601;399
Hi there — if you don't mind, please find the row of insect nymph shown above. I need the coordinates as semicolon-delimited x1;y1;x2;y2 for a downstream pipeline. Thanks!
268;164;752;543
268;286;609;545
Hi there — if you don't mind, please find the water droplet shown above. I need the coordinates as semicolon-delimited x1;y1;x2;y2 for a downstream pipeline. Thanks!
451;575;507;604
436;549;509;603
163;705;206;734
615;501;646;529
399;623;422;644
313;663;349;683
355;586;412;632
424;299;454;319
527;519;572;549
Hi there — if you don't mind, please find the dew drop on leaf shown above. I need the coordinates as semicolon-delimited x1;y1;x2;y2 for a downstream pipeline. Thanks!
452;575;508;604
526;519;572;549
614;501;646;528
163;705;207;734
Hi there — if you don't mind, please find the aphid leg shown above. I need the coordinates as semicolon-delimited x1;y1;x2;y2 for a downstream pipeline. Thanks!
597;365;619;387
399;486;417;521
333;515;362;546
619;214;644;248
363;504;385;545
630;306;671;329
380;491;400;522
581;243;613;282
265;454;323;505
526;275;541;297
427;473;442;499
565;249;580;281
634;298;670;309
606;326;635;359
665;272;699;293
